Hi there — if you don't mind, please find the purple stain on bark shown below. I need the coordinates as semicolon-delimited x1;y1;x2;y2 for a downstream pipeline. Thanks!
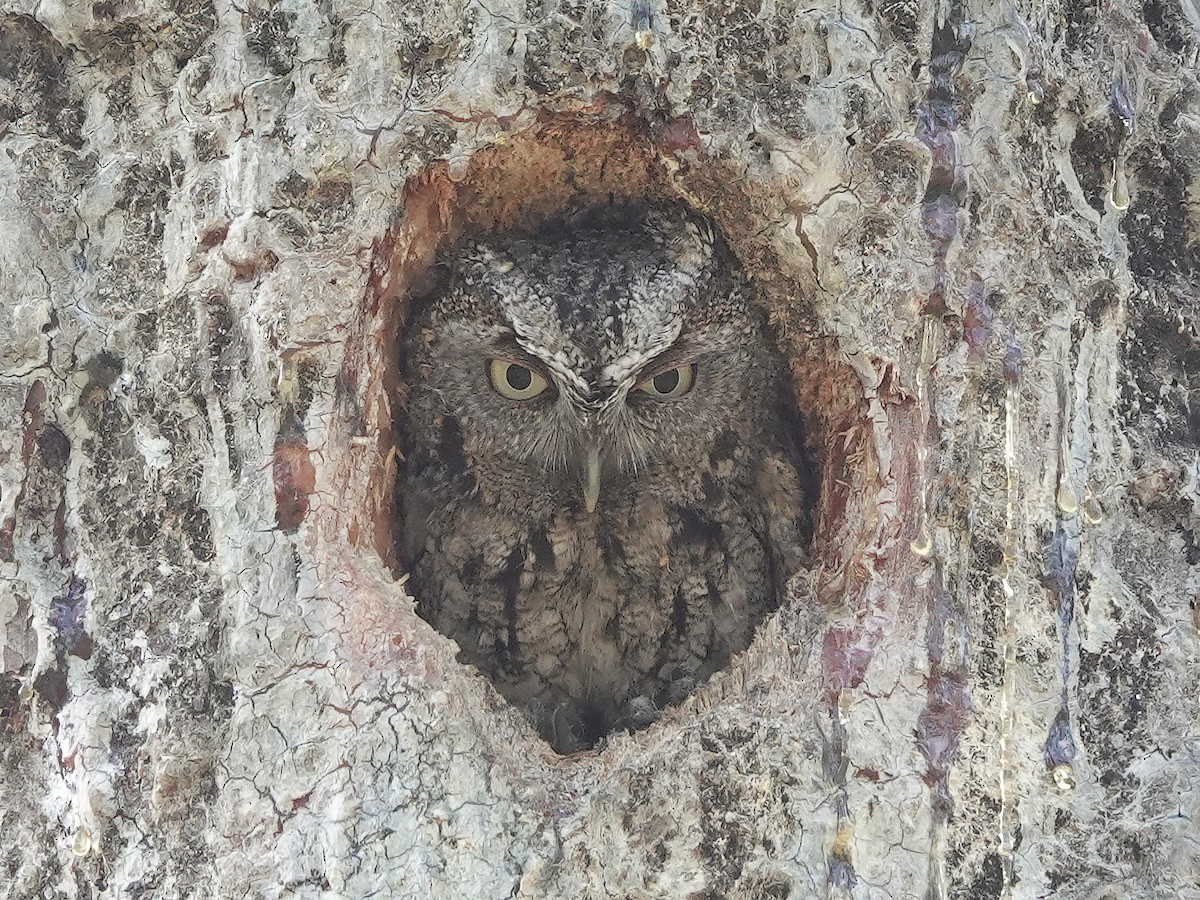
1046;527;1077;622
51;576;92;660
632;0;652;33
1044;524;1080;770
1026;72;1044;101
1044;706;1077;768
920;565;970;819
1012;14;1045;100
828;855;857;889
917;670;970;816
916;37;966;318
1111;76;1135;132
821;717;850;785
2;381;53;564
820;626;878;701
924;572;964;667
921;194;958;246
917;113;959;189
963;280;994;359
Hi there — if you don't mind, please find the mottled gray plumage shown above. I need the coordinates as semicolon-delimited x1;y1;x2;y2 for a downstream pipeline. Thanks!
398;207;807;752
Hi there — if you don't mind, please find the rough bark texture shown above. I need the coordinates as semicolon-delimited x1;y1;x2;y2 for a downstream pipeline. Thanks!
1;0;1198;898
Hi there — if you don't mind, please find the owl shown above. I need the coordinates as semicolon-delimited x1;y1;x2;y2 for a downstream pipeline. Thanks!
397;206;808;753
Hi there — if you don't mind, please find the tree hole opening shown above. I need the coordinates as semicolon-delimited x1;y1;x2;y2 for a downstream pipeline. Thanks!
354;114;866;753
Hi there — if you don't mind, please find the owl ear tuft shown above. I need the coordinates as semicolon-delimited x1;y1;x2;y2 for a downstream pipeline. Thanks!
642;206;716;281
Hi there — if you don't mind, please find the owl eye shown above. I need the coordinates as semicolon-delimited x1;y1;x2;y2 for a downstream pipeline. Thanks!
636;364;695;398
489;359;549;400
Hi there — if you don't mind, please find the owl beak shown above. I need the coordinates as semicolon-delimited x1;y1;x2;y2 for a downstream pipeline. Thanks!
582;445;601;513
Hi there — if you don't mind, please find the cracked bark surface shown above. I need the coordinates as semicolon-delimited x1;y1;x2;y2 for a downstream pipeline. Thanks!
1;1;1198;898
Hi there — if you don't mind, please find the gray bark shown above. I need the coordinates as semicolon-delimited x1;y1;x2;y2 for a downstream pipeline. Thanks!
1;0;1198;898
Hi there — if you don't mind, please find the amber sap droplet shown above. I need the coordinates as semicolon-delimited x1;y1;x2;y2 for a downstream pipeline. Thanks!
1109;159;1130;211
910;528;934;558
1056;480;1078;516
831;823;854;858
837;692;854;716
72;828;93;857
1051;763;1076;791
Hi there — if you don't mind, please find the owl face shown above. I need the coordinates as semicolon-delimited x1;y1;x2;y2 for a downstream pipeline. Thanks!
405;210;773;514
399;208;809;750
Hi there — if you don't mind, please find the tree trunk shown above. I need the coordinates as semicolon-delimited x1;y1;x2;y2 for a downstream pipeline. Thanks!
2;1;1197;897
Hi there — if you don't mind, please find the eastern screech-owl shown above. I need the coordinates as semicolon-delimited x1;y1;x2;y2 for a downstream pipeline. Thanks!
398;207;808;752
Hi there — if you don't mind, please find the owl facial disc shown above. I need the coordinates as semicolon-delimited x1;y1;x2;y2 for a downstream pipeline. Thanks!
398;206;811;753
